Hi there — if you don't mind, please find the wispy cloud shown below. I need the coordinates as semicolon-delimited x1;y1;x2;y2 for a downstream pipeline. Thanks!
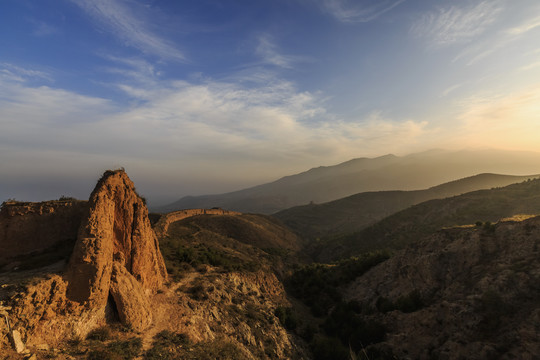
255;35;309;69
70;0;184;60
29;20;59;37
0;63;431;199
440;83;464;97
453;11;540;65
321;0;406;23
507;15;540;35
453;85;540;149
0;63;52;82
520;60;540;72
411;1;503;46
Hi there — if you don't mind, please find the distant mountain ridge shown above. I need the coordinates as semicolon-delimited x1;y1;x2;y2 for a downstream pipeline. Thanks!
273;173;539;240
160;149;540;214
314;176;540;262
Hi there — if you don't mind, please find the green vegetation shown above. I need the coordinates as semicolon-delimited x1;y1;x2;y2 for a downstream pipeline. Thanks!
58;195;77;201
144;331;190;360
87;338;142;360
145;331;249;360
375;289;424;313
284;252;390;360
86;326;111;341
162;241;259;280
287;251;390;316
274;174;538;243
318;178;540;261
274;306;299;331
60;326;143;360
477;289;514;333
323;301;386;350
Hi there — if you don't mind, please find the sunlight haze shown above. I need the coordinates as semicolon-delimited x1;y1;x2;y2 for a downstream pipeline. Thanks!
1;0;540;204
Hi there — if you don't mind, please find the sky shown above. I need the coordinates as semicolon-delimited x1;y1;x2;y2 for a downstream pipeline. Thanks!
1;0;540;204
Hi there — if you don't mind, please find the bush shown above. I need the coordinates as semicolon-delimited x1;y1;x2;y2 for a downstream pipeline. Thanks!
323;301;386;351
311;335;349;360
274;306;299;331
477;289;513;333
86;326;111;341
482;221;496;233
287;251;390;316
144;331;190;360
145;333;249;360
106;338;142;360
376;289;424;314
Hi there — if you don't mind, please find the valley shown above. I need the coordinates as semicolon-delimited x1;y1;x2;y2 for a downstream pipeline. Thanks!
1;161;540;359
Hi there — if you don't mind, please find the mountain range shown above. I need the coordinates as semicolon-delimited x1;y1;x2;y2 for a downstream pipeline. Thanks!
160;149;540;214
273;173;539;241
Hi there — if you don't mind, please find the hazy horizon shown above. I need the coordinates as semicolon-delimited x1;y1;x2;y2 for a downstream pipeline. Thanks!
2;1;540;204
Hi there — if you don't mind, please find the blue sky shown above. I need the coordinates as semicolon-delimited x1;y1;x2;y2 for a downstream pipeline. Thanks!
1;0;540;203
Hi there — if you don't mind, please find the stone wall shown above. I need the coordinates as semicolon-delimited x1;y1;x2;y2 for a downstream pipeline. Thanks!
154;208;241;236
0;200;87;262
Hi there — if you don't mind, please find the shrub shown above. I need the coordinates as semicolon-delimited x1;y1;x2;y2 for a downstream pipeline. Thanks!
482;221;496;233
287;251;389;316
376;290;424;314
274;306;299;331
311;335;349;360
106;338;142;360
86;326;111;341
477;289;513;333
144;331;190;360
323;301;386;351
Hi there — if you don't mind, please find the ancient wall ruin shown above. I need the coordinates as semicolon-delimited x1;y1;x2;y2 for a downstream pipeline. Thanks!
0;200;87;262
153;208;241;236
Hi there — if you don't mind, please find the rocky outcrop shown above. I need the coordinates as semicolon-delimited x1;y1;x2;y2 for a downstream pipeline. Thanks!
344;216;540;359
109;262;153;331
66;170;167;329
0;200;86;263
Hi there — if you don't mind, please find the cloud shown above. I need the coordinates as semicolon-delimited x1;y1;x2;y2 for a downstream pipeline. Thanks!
255;35;309;69
70;0;184;60
411;1;503;46
440;83;464;98
30;20;59;37
453;11;540;65
0;62;431;199
320;0;406;23
0;63;52;82
507;15;540;35
453;85;540;150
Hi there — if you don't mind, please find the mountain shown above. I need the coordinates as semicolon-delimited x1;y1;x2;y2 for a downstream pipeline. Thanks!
314;177;540;262
273;173;538;240
3;168;540;359
0;170;308;359
160;149;540;214
339;215;540;359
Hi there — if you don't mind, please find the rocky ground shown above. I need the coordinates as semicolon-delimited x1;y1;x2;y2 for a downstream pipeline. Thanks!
344;215;540;359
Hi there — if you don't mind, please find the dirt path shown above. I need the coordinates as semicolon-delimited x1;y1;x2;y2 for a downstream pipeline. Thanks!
141;271;199;350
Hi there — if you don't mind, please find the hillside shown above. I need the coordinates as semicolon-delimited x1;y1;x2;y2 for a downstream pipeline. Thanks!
160;149;540;214
314;177;540;262
273;173;538;240
340;215;540;359
158;213;308;279
0;171;308;359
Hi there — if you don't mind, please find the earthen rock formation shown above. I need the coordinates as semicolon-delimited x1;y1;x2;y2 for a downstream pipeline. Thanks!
66;170;167;329
344;216;540;359
0;200;86;263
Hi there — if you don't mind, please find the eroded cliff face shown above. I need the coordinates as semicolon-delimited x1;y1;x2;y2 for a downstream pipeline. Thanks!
0;170;305;359
344;216;540;359
66;170;167;328
0;200;86;264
